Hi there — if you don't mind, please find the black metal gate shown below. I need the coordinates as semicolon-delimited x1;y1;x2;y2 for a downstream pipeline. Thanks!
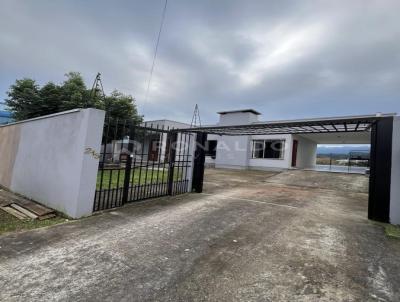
93;118;193;212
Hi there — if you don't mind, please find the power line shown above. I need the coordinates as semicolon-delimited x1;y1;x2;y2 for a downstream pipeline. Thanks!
142;0;168;116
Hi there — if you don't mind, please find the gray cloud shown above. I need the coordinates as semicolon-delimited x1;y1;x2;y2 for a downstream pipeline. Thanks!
1;0;399;123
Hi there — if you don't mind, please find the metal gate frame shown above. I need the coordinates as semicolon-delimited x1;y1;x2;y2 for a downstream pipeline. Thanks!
94;119;194;212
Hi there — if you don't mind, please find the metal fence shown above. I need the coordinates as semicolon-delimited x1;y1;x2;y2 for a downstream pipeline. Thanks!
93;118;194;212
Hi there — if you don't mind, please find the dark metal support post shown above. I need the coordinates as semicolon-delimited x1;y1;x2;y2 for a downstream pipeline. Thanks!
368;117;393;222
122;125;135;204
167;132;178;195
192;132;207;193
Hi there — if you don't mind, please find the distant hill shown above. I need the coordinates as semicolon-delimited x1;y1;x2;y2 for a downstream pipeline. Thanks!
0;110;12;117
317;145;370;155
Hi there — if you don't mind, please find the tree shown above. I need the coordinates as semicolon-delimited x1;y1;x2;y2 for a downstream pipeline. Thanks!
101;90;143;142
104;90;142;124
5;72;142;123
6;78;41;120
39;82;63;114
60;72;90;111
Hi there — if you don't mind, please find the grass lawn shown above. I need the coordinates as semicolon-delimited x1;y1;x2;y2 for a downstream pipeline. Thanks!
0;210;67;235
97;168;182;189
385;224;400;239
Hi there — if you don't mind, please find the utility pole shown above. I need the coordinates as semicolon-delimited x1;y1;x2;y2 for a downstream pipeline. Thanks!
88;72;106;108
190;104;201;128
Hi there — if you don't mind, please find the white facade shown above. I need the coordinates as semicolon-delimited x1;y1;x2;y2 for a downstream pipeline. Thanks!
207;133;316;170
203;109;374;171
205;110;321;171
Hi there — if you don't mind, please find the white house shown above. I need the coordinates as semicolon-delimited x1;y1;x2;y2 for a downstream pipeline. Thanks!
201;109;371;171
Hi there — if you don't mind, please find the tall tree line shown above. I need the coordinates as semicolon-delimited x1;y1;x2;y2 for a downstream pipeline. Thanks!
5;72;142;123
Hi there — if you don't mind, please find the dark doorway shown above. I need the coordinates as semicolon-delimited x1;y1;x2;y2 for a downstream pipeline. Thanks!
148;139;160;161
205;140;217;159
291;140;298;167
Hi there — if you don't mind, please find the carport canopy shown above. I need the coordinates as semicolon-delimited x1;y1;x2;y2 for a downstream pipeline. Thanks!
182;112;397;224
178;113;396;136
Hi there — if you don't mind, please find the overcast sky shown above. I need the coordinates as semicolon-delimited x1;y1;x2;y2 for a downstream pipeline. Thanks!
1;0;399;124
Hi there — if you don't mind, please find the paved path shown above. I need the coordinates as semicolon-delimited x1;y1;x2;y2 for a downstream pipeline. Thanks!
1;169;400;301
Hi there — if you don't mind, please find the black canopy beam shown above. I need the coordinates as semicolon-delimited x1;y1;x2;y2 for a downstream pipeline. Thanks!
177;115;389;136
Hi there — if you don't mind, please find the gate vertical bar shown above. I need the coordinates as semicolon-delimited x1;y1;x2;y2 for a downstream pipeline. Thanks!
122;122;135;205
155;126;163;197
116;119;127;207
167;132;178;195
161;126;170;195
95;116;111;211
192;132;207;193
368;117;393;222
184;133;193;193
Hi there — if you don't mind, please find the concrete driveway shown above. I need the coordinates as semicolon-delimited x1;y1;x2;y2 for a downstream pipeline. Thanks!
1;169;400;301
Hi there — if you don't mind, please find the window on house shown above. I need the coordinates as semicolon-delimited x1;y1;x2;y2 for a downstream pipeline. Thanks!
252;140;264;158
205;140;217;159
252;140;285;159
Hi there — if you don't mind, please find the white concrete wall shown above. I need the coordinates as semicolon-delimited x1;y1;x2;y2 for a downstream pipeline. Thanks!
293;135;317;169
0;109;105;218
390;116;400;225
204;134;250;169
215;136;251;169
219;112;259;125
214;112;258;169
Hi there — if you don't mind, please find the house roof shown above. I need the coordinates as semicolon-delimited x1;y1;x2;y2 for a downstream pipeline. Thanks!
217;109;261;115
143;119;190;127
